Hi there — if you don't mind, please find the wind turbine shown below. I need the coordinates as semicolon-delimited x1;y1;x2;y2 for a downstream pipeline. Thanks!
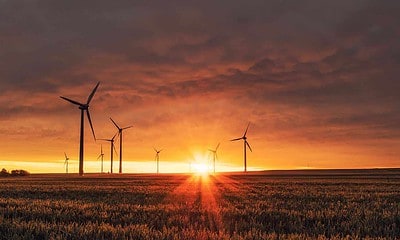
110;118;133;174
98;133;118;173
97;144;105;173
230;122;252;172
154;148;163;174
208;143;220;174
60;82;100;176
64;152;69;174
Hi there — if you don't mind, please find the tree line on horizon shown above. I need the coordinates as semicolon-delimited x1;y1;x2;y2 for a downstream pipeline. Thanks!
0;168;30;177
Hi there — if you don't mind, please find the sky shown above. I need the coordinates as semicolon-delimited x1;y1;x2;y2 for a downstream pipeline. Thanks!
0;0;399;173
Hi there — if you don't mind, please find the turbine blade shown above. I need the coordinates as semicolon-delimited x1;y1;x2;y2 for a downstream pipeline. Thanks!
122;125;133;130
86;110;96;140
86;82;100;104
60;96;83;106
114;132;120;145
113;144;118;156
112;132;118;140
154;147;157;152
246;141;253;152
97;138;111;142
216;143;220;151
97;154;102;160
64;152;67;159
230;137;243;141
243;122;250;137
159;149;163;152
110;117;121;129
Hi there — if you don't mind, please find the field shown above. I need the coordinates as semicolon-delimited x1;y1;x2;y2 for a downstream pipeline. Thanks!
1;169;399;239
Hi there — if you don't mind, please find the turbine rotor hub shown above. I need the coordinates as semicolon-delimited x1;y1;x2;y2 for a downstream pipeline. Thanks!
79;104;89;110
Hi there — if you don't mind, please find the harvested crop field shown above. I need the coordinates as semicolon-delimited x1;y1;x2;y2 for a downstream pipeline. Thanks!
1;169;399;239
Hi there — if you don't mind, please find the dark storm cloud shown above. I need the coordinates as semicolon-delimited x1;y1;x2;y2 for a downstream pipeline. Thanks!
1;0;399;145
0;0;350;90
139;1;400;144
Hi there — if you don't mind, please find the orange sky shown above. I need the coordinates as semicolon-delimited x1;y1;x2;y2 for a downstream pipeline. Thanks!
1;1;399;173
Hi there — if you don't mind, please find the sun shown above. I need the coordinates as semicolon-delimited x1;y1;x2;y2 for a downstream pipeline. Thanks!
192;163;209;175
190;152;211;175
192;163;209;174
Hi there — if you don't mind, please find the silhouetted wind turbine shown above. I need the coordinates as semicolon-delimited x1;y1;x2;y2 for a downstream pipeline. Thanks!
60;82;100;176
154;148;163;174
64;152;69;174
110;118;133;174
208;143;220;174
97;144;105;173
98;133;118;173
231;123;252;172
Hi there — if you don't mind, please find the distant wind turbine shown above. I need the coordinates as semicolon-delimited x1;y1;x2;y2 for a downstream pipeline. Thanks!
110;118;133;174
97;144;105;173
98;133;118;173
231;123;252;172
60;82;100;176
64;152;69;174
208;143;220;174
154;148;163;174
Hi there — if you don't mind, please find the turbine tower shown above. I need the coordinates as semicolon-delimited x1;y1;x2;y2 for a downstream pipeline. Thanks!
154;148;163;174
208;143;220;174
97;144;105;173
64;152;69;174
230;122;252;172
60;82;100;176
110;118;133;174
98;133;118;173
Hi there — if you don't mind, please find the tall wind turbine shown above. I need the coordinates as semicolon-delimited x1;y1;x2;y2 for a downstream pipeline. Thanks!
154;148;163;174
60;82;100;176
64;152;69;174
98;133;118;173
208;143;220;174
230;123;252;172
97;144;105;173
110;118;133;174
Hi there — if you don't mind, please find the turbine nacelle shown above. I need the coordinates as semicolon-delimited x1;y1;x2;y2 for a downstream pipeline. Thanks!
78;104;89;110
154;148;163;154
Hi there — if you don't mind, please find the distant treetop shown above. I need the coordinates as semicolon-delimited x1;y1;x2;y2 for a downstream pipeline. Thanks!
0;168;30;177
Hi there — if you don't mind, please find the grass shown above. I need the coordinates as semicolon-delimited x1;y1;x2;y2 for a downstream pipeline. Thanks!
0;169;399;239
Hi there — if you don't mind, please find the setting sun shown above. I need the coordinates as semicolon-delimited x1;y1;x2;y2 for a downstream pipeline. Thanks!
192;163;209;174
